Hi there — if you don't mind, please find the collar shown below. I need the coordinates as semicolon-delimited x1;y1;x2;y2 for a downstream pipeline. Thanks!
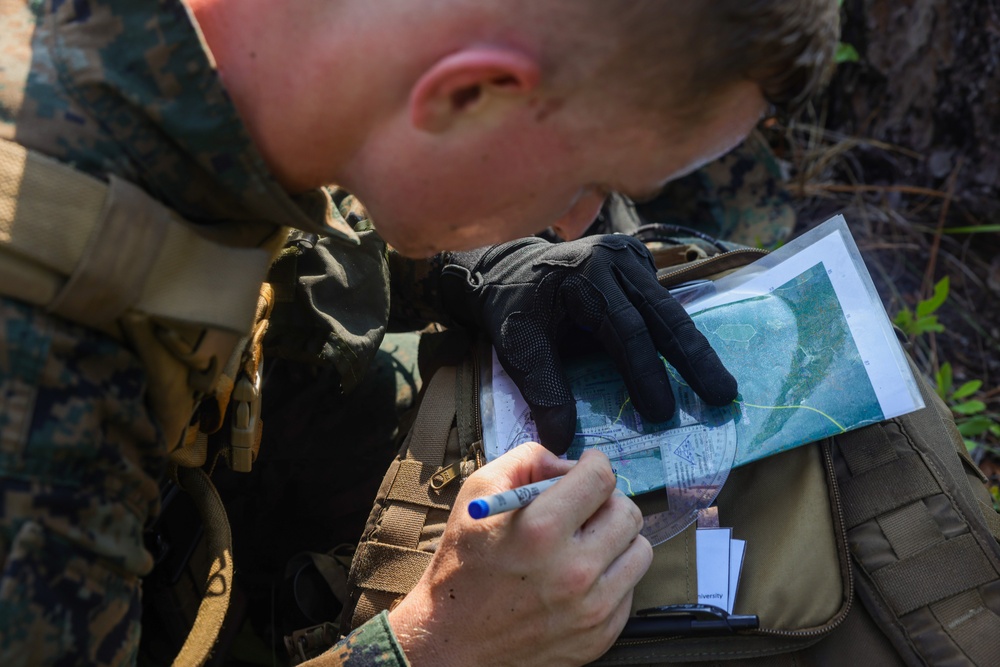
51;0;359;243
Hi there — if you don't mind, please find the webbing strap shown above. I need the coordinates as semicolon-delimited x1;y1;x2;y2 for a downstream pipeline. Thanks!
351;591;402;637
871;533;998;615
839;454;941;529
379;504;430;550
405;366;457;467
374;367;459;552
877;502;945;560
173;467;234;667
348;365;463;631
386;459;460;510
0;138;270;334
351;542;433;595
839;424;898;475
931;590;1000;666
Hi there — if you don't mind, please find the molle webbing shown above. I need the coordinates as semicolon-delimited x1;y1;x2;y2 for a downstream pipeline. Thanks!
0;137;272;336
833;383;1000;666
347;366;463;628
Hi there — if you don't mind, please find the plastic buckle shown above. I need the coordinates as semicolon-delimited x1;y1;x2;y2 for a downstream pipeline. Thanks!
230;366;262;472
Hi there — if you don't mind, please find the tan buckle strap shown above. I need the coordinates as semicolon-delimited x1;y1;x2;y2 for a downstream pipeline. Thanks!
0;137;272;335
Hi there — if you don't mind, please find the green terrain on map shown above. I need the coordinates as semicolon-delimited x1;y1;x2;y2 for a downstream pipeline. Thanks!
694;261;884;463
558;261;885;494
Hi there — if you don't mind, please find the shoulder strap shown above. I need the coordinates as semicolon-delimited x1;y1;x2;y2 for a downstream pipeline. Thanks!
0;137;274;335
172;466;235;667
832;367;1000;666
347;365;462;627
0;136;286;460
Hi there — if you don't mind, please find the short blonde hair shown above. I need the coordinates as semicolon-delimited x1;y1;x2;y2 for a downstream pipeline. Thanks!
565;0;840;117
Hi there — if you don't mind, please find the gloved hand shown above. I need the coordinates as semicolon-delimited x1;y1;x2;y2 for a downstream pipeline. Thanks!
440;234;738;455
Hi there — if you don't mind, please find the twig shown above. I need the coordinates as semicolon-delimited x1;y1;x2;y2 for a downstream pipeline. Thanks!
859;242;923;251
783;122;926;160
922;157;965;373
792;183;953;199
922;158;965;296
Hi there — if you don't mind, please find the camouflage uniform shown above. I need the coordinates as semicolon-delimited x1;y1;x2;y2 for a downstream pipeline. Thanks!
1;1;801;665
632;131;795;249
0;0;408;664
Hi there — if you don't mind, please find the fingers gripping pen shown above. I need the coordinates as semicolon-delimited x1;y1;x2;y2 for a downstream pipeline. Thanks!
467;477;564;519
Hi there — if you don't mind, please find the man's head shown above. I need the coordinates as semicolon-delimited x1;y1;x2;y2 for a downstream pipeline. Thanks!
190;0;838;256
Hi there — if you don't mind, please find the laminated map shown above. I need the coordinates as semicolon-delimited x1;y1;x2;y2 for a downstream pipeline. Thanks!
480;216;924;542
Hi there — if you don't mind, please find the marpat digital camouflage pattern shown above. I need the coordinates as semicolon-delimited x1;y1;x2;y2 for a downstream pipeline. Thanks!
0;0;406;664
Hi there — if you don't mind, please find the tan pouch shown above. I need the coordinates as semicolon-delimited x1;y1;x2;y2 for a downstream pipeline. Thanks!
598;440;851;663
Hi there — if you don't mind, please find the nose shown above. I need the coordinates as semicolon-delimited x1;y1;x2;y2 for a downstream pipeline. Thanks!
551;191;607;241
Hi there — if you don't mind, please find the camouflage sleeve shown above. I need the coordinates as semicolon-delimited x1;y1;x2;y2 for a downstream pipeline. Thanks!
317;612;411;666
387;250;449;332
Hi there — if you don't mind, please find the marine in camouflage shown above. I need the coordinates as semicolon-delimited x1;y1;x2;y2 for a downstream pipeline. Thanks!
0;1;798;665
0;0;406;664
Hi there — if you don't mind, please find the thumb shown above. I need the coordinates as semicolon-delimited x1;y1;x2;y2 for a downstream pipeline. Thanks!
462;442;576;501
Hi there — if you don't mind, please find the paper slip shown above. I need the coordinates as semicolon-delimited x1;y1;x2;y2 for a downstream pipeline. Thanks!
696;528;745;614
696;528;732;612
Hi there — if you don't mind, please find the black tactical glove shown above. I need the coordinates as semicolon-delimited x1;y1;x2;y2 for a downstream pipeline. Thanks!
440;235;738;455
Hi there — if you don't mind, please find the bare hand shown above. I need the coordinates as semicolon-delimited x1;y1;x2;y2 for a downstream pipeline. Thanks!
388;443;653;666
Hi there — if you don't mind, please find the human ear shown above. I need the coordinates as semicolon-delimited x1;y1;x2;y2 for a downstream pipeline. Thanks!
409;47;541;133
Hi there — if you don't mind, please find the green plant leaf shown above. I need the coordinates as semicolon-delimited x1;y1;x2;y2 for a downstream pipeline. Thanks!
835;43;860;64
893;309;914;335
953;400;987;415
964;438;979;454
937;363;954;397
958;416;995;436
914;316;944;334
917;276;950;318
943;225;1000;234
953;380;983;399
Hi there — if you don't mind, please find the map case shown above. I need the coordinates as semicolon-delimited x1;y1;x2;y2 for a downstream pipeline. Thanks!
480;216;924;543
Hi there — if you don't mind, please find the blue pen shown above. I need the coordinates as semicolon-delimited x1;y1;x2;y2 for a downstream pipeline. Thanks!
467;476;564;519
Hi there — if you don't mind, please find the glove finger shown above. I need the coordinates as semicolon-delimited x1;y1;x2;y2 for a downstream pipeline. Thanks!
620;268;738;406
596;299;678;423
530;403;578;456
495;313;578;455
563;278;678;423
